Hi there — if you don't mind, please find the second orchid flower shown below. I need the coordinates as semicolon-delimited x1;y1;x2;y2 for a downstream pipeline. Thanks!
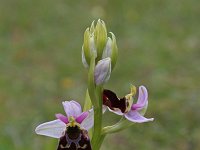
103;85;154;123
35;100;94;150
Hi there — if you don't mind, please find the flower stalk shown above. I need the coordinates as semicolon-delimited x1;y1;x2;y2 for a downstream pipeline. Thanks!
87;54;103;149
87;55;97;107
91;86;103;149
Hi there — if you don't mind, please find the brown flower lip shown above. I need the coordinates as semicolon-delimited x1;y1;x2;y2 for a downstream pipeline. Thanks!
57;126;92;150
103;89;128;113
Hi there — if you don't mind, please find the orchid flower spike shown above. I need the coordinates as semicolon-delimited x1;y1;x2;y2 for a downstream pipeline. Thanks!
103;85;154;123
35;100;94;150
82;20;118;70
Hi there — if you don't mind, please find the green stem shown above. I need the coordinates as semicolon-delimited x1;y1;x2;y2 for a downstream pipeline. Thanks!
87;54;105;149
87;54;104;149
92;86;103;150
88;55;97;107
102;117;134;134
87;55;98;149
95;134;106;150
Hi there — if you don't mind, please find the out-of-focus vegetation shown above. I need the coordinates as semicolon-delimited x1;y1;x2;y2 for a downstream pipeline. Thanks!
0;0;199;149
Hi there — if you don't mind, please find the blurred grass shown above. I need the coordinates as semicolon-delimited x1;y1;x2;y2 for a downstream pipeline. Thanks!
0;0;200;149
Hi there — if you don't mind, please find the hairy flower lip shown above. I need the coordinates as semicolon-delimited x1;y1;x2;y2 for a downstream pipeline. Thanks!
103;89;127;113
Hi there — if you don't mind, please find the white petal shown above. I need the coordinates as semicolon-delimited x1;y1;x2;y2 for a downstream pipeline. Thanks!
102;105;107;113
81;109;94;130
35;119;66;138
107;107;124;116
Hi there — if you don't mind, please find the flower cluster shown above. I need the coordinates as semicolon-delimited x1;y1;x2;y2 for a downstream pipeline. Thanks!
82;19;118;85
35;19;154;150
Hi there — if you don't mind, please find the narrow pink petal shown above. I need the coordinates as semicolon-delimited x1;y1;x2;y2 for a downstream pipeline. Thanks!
132;103;145;110
81;109;94;130
125;110;154;123
62;100;82;118
55;113;69;124
76;112;89;124
132;86;148;110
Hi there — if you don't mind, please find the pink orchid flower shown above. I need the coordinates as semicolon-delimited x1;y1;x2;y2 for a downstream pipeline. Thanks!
103;85;154;123
35;100;93;138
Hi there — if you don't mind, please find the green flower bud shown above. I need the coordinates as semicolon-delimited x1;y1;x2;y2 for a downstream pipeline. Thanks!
89;35;97;58
102;37;112;58
82;46;89;68
94;19;107;60
89;20;95;34
102;32;118;70
82;20;118;69
83;28;91;66
82;28;97;67
110;32;118;69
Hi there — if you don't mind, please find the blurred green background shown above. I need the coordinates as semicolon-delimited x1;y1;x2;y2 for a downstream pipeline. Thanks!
0;0;199;149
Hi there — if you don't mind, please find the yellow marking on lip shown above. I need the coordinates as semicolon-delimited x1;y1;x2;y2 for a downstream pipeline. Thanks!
124;85;136;113
67;116;81;128
68;116;76;127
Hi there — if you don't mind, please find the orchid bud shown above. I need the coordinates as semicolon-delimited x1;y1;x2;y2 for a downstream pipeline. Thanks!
94;19;107;60
82;19;108;68
110;32;118;69
102;37;112;59
94;57;111;85
102;32;118;70
89;35;97;57
82;28;91;65
82;46;89;68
